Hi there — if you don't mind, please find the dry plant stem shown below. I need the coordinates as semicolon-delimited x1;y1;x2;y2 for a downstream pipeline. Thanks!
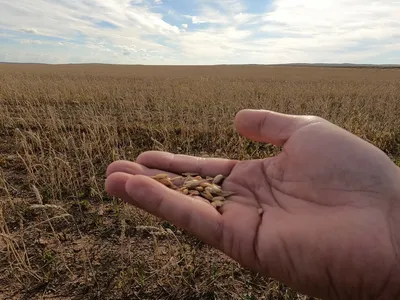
1;64;399;299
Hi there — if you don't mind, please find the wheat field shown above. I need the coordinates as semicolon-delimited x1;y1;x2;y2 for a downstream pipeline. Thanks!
1;63;399;299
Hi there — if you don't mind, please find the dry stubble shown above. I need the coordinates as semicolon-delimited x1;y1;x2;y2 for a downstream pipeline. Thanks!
0;63;399;299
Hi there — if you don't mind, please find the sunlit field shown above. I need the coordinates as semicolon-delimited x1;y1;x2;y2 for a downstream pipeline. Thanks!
1;63;399;299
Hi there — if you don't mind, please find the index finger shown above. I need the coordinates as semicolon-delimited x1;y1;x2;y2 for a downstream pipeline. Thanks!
136;151;239;177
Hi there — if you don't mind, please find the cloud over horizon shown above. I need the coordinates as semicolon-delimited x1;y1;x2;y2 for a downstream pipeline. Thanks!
0;0;399;65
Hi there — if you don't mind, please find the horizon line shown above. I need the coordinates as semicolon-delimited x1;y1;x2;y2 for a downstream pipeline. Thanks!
1;61;400;68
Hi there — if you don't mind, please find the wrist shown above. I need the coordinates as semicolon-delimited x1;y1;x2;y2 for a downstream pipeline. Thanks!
382;189;400;299
372;170;400;300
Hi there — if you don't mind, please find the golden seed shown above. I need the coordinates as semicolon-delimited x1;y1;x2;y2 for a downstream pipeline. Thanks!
158;178;173;187
212;196;225;202
185;180;203;189
152;173;169;180
189;190;200;196
200;182;212;188
201;191;214;201
211;200;224;208
213;174;225;185
205;185;222;196
153;172;233;213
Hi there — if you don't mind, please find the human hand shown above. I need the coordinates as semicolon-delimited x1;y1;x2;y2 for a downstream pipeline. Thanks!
105;109;400;300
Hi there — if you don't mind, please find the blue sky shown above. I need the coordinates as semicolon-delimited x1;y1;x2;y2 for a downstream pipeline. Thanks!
0;0;399;65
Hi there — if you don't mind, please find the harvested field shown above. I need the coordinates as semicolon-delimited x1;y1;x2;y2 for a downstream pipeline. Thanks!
1;63;400;299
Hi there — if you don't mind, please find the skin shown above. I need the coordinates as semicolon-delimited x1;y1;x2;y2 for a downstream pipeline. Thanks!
105;109;400;300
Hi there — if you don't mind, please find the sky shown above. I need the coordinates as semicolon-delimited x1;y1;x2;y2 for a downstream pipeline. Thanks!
0;0;399;65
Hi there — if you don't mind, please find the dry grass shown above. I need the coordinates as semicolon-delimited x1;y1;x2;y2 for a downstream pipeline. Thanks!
0;63;399;299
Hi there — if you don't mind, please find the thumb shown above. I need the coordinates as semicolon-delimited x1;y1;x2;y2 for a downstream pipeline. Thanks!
234;109;323;146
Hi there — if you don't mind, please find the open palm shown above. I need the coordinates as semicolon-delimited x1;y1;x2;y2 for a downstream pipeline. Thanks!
105;109;400;300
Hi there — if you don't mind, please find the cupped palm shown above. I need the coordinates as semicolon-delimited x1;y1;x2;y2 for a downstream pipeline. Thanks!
105;109;400;300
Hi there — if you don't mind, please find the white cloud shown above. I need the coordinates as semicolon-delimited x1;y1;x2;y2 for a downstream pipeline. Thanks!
18;39;43;44
201;0;245;14
188;5;232;24
20;28;38;34
0;0;399;64
0;0;179;39
256;0;400;60
233;13;257;23
174;0;400;64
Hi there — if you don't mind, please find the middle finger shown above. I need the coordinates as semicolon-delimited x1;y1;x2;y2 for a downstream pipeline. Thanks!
107;160;179;179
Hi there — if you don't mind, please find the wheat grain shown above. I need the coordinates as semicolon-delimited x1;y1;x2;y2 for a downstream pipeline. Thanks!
151;172;235;212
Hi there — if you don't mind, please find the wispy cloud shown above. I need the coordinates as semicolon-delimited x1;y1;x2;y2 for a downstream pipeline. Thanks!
20;28;38;34
0;0;399;64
